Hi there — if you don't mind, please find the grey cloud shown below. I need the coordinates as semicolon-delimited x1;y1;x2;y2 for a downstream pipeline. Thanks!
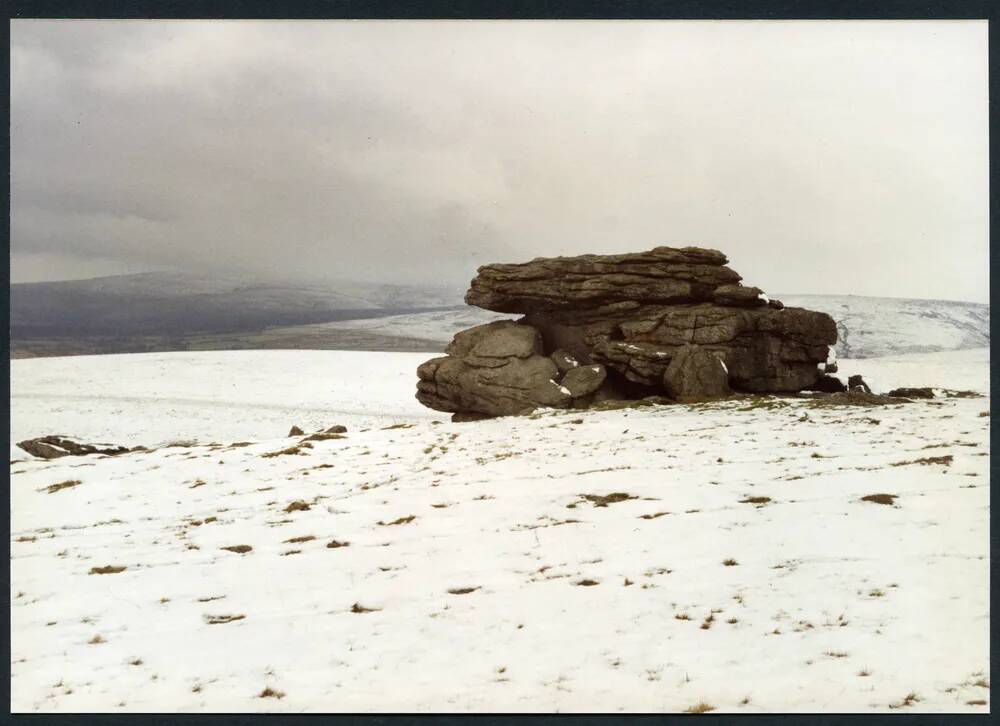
10;20;989;300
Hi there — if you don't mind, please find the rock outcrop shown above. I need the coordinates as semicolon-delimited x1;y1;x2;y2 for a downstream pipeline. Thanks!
17;436;139;460
416;246;838;418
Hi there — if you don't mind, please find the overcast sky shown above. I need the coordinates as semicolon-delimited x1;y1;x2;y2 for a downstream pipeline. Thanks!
10;20;989;301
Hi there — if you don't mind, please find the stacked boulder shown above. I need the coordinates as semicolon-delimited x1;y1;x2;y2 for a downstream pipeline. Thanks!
416;246;838;419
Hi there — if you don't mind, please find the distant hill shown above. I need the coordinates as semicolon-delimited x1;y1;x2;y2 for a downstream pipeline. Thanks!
10;273;989;360
10;271;462;342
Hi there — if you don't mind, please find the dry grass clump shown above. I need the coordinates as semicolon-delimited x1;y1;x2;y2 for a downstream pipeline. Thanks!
89;565;126;575
302;433;346;442
638;511;671;520
326;539;350;548
860;493;897;506
739;496;772;505
258;687;285;699
806;391;908;408
220;545;252;554
350;602;380;613
204;614;245;625
684;702;716;713
283;535;315;544
722;558;739;567
891;455;953;467
41;480;81;494
377;515;416;526
284;501;311;513
581;492;636;507
447;586;480;595
889;692;921;709
262;443;313;458
575;579;600;587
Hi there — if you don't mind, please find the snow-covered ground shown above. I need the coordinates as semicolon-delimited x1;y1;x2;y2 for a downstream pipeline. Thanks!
9;350;438;460
10;349;990;713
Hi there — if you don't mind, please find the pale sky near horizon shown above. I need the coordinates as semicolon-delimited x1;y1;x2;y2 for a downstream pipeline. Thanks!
10;20;990;302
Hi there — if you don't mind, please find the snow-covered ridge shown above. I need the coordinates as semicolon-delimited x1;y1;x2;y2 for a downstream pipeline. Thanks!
779;294;989;359
318;295;989;360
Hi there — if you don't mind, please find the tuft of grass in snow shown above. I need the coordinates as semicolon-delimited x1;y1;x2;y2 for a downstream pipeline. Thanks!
204;614;246;625
447;587;480;595
220;545;252;554
377;515;416;526
41;480;81;494
891;455;953;467
722;559;739;567
580;492;636;507
350;603;380;614
889;692;921;709
860;493;897;506
89;565;126;575
684;702;716;713
283;501;311;513
262;443;313;458
258;687;285;699
739;496;772;505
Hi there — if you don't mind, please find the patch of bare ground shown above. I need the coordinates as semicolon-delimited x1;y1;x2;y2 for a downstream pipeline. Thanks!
806;391;910;407
860;493;897;506
204;614;245;625
301;433;346;442
220;545;252;554
41;480;81;494
89;565;126;575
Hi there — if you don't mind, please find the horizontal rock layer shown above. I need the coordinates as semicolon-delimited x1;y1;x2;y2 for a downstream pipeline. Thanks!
419;246;838;417
466;246;757;313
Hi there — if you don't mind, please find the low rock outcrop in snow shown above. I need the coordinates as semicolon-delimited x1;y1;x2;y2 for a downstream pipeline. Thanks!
417;246;838;417
16;436;139;460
